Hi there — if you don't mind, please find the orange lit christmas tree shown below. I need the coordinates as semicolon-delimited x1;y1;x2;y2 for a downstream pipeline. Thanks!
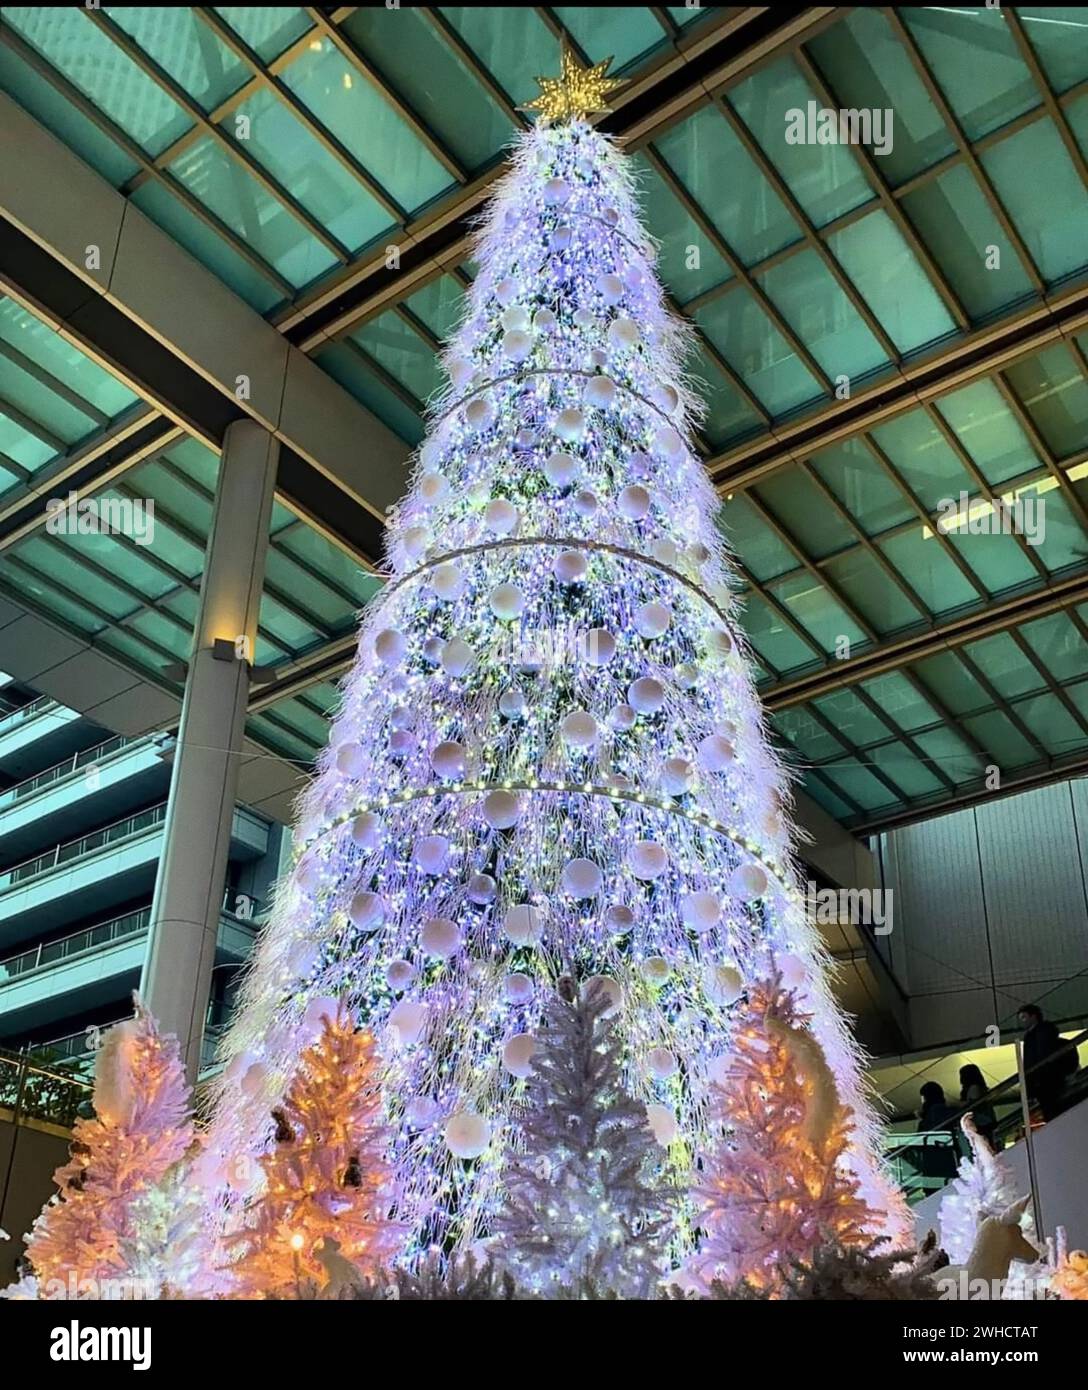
21;1000;193;1297
687;976;877;1295
223;1006;403;1298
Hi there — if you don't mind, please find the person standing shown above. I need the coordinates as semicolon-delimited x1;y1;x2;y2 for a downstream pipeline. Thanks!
1017;1004;1078;1122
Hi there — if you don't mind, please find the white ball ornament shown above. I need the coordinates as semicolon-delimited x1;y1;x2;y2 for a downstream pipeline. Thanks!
675;661;700;690
483;789;521;830
652;384;681;415
465;872;496;906
688;540;711;567
706;964;744;1007
431;740;467;780
349;892;386;931
240;1061;268;1099
431;562;465;601
653;538;679;568
698;734;736;773
544;451;579;488
295;856;322;894
490;582;525;619
441;638;475;678
502;1033;538;1079
561;709;598;748
583;628;616;666
413;835;450;874
562;858;603;899
605;903;635;932
607;317;640;351
494;277;517;305
500;305;530;332
618;484;651;521
388;704;412;731
335;742;367;778
585;375;617;409
421;916;460;959
634;601;671;639
423;636;443;665
555;408;585;443
533;308;557;334
402;525;430;561
504;972;534;1004
448;356;473;390
644;956;670;986
464;395;495;431
503;903;543;946
709;628;734;658
628;676;665;715
484;498;519;536
729;863;768;901
405;1095;439;1129
648;1047;678;1081
352;811;386;850
629;840;668;881
386;959;416;992
681;891;720;934
554;549;588;584
389;999;427;1047
653;425;684;460
498;687;525;720
646;1103;678;1146
584;974;621;1014
419;471;450;506
572;307;596;331
374;628;407;667
609;702;636;731
596;272;624;304
303;995;340;1033
543;177;571;206
572;488;598;518
778;953;807;989
708;1054;731;1087
549;224;572;253
445;1111;491;1159
389;729;416;758
502;329;532;363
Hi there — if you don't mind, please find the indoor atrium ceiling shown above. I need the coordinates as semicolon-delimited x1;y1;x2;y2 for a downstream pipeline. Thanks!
1;6;1088;835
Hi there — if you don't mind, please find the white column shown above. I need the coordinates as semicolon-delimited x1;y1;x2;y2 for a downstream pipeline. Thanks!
141;420;278;1080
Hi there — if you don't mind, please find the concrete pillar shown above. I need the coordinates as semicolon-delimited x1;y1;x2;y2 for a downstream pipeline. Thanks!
141;420;278;1080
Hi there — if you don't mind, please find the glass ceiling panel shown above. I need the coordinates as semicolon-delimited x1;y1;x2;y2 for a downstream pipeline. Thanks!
554;6;665;69
653;107;802;268
719;495;796;582
982;116;1088;285
727;56;874;227
1020;7;1088;94
866;742;944;798
1019;611;1088;681
213;6;312;65
943;525;1039;595
964;631;1046;700
825;210;957;355
871;410;974;509
438;7;557;110
632;156;733;304
756;248;887;381
809;437;915;535
811;688;890;745
350;313;442;407
314;342;425;447
860;671;939;731
771;706;847;762
1013;692;1085;755
1004;346;1088;459
108;7;249;111
822;549;925;633
936;379;1041;487
693;292;823;417
406;275;468;344
2;7;192;155
877;530;981;614
341;8;510;173
962;709;1037;767
751;468;856;558
912;725;986;785
279;35;449;215
901;165;1036;321
818;760;898;813
0;300;135;419
901;7;1039;142
772;571;868;653
805;7;955;187
737;591;821;674
691;348;764;448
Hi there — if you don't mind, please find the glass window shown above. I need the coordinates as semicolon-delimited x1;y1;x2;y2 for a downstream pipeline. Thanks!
752;468;857;558
901;7;1039;141
728;55;873;226
279;37;450;215
983;116;1088;285
167;134;337;288
757;247;887;380
772;571;869;653
214;7;313;64
827;210;957;355
963;632;1045;699
342;8;511;173
872;409;973;510
221;84;393;252
690;349;766;448
632;157;733;303
901;165;1035;320
822;549;926;632
109;8;249;111
694;291;824;416
737;591;822;673
719;495;797;582
861;671;939;730
2;7;193;156
1019;8;1088;93
314;343;425;446
351;313;443;406
809;437;915;535
553;6;665;68
877;529;981;614
1004;346;1088;460
439;7;558;109
653;107;802;267
1020;611;1088;682
806;7;955;185
936;380;1040;488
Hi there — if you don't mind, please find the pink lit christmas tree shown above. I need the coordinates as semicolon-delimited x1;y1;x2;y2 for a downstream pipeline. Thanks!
203;54;902;1268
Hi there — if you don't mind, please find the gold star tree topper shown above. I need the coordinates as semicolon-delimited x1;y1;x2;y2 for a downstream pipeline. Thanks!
520;44;624;124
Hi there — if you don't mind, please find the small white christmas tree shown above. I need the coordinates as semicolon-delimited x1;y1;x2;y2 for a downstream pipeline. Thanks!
492;977;676;1297
939;1113;1020;1264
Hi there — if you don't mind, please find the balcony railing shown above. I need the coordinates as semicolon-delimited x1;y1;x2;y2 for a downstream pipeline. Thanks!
0;907;150;981
0;694;54;731
0;1044;91;1128
0;733;140;807
0;802;167;888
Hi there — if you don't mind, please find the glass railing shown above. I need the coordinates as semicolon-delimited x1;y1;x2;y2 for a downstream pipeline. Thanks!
0;694;54;731
0;1044;91;1127
0;733;140;807
0;802;167;888
0;907;151;982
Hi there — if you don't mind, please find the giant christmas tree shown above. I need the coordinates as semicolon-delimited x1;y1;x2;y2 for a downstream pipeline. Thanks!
204;53;902;1265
